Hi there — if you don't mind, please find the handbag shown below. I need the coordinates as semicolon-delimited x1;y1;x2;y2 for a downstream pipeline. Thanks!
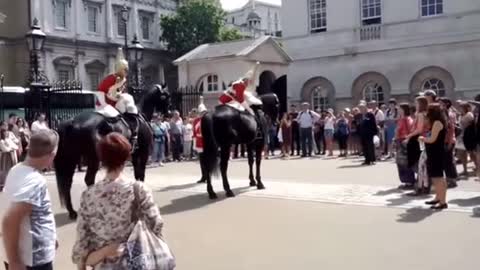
124;182;176;270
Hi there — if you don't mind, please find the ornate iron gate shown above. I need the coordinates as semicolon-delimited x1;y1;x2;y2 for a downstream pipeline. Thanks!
25;80;96;130
170;86;203;117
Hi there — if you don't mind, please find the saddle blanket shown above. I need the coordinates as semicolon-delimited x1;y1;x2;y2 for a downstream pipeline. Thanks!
97;105;121;118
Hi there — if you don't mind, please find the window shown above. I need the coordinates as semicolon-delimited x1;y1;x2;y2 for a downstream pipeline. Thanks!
55;0;68;28
421;0;443;17
88;72;100;90
58;70;71;81
361;0;381;25
363;82;384;104
87;6;99;33
311;86;329;111
310;0;327;33
117;10;127;36
422;78;445;97
207;75;219;92
141;16;150;40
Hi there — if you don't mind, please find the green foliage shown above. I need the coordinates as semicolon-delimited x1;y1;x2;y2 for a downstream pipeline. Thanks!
219;27;243;42
160;0;226;56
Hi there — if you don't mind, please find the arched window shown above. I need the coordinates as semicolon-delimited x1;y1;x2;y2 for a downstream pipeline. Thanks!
362;82;384;104
422;78;445;97
207;75;219;92
311;86;329;111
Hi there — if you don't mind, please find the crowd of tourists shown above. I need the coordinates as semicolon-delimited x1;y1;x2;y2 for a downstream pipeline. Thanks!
0;113;50;191
254;89;479;210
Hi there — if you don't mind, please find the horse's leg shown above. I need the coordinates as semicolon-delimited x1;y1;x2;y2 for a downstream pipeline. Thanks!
197;153;207;184
85;156;99;187
256;141;265;190
137;149;149;182
220;146;235;197
62;157;79;220
247;144;256;186
131;151;140;181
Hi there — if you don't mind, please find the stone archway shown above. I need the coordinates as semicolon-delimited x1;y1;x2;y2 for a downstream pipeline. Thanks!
301;76;335;111
409;66;455;98
351;71;391;105
257;70;277;95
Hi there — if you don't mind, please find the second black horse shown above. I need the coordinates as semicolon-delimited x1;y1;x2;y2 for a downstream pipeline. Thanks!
200;93;279;199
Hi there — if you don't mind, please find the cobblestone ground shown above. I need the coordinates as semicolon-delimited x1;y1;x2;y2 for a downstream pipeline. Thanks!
1;155;480;269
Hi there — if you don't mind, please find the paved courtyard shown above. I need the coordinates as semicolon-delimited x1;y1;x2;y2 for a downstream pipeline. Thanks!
1;155;480;269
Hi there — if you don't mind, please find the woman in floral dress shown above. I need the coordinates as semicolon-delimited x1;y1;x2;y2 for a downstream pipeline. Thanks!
72;133;165;269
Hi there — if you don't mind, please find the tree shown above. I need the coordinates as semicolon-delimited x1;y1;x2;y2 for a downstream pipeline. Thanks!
161;0;242;57
161;0;224;56
219;27;243;42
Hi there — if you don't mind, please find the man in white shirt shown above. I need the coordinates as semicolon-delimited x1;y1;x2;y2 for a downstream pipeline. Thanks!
2;130;58;270
30;113;49;134
296;102;320;157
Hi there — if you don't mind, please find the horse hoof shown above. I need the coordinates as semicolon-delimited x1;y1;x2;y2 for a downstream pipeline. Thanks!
226;190;236;197
249;181;256;187
257;183;265;190
69;211;78;220
209;193;218;200
197;179;206;184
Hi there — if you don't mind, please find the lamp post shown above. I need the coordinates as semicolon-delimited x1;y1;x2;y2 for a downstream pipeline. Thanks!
128;34;144;101
121;4;129;60
26;18;46;84
25;18;50;125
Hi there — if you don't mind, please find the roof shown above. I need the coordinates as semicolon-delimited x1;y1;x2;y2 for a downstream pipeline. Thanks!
226;0;281;12
247;11;261;20
173;36;292;64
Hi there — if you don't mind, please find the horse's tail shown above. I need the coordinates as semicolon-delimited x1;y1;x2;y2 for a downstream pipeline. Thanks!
54;120;74;207
201;112;219;177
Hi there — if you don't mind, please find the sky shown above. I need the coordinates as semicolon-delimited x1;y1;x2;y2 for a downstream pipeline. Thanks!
220;0;281;11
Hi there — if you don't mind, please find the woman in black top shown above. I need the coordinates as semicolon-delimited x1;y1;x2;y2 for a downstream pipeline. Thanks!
419;103;448;210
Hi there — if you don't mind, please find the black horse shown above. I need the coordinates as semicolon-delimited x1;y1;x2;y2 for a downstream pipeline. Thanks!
54;85;170;219
200;93;279;199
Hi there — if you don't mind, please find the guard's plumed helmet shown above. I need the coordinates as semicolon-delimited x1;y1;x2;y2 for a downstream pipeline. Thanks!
115;47;129;73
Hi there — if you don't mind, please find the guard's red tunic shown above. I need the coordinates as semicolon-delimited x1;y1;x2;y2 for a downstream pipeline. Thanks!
219;80;247;104
98;74;118;106
193;117;203;152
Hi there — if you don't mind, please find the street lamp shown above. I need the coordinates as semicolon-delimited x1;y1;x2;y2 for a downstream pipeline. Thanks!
26;18;46;83
25;18;50;126
121;4;129;60
128;35;144;101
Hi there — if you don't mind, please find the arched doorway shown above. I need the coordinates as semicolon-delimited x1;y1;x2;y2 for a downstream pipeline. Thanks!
352;72;391;105
271;75;287;116
257;70;277;95
409;66;455;98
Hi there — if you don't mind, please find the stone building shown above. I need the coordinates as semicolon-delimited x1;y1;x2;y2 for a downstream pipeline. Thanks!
0;0;177;89
282;0;480;111
225;0;282;39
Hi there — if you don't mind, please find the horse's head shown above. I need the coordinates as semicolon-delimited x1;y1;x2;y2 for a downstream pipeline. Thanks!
260;93;280;121
140;84;171;121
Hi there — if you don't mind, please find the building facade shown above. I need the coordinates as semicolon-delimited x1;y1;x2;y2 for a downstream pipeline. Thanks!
0;0;177;90
282;0;480;111
225;0;282;38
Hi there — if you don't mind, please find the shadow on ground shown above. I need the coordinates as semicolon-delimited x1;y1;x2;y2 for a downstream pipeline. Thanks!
449;197;480;207
374;188;403;196
159;186;251;216
396;207;436;223
55;212;75;228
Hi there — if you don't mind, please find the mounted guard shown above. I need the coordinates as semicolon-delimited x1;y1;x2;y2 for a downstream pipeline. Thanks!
97;48;138;117
218;62;263;115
